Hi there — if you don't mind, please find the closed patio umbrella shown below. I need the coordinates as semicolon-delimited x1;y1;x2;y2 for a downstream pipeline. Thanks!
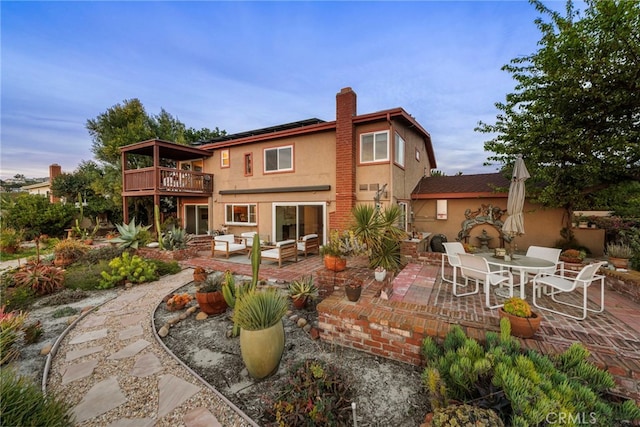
502;154;530;238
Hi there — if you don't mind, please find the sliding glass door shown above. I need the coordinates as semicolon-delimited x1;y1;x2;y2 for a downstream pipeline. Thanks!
273;203;325;244
184;205;208;235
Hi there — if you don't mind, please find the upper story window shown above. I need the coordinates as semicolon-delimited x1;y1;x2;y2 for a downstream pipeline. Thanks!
360;131;389;163
221;149;230;168
244;153;253;176
394;133;405;167
225;203;257;225
264;145;293;173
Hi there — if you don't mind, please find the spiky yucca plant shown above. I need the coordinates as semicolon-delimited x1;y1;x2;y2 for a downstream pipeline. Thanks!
233;288;288;331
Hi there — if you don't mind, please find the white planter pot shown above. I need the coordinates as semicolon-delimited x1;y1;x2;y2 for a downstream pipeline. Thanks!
374;270;387;282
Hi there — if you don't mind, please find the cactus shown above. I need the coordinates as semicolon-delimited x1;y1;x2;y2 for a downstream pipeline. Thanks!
224;238;262;337
154;205;164;250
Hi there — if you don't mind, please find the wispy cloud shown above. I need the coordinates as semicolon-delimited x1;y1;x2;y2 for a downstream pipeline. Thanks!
2;1;546;179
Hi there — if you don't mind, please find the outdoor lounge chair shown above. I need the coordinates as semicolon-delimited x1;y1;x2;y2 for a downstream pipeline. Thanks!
211;234;247;258
532;261;606;320
297;234;319;258
261;239;298;268
458;253;514;309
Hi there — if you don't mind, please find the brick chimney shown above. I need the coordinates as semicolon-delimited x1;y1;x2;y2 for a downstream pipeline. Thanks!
49;164;62;203
332;87;357;230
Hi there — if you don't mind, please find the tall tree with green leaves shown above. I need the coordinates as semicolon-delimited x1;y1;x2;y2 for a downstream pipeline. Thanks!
86;98;225;224
477;0;640;222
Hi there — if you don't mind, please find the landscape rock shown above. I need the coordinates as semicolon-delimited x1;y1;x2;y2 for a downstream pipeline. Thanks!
195;312;208;321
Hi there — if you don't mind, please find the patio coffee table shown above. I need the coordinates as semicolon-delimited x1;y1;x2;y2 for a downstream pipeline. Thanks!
476;253;555;299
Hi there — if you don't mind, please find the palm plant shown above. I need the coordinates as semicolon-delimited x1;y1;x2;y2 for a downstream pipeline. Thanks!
351;204;407;272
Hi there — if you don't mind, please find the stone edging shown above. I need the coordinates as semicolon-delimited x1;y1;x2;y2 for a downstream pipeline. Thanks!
150;280;261;427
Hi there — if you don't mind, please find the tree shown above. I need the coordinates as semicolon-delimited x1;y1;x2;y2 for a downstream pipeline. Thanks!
477;0;640;221
1;193;75;239
86;99;226;224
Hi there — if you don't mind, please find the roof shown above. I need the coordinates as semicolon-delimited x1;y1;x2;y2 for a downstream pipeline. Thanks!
21;180;51;190
202;118;326;144
411;173;510;199
198;108;436;168
120;139;213;161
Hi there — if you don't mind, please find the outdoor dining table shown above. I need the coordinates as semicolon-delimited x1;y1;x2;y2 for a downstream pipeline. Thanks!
475;252;556;299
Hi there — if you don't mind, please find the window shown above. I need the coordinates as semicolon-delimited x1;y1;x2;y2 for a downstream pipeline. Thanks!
221;149;230;168
244;153;253;176
225;204;257;225
264;145;293;172
360;131;389;163
394;133;405;167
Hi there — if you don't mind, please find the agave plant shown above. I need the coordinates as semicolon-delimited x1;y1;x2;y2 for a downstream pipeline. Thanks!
162;225;192;250
110;219;151;249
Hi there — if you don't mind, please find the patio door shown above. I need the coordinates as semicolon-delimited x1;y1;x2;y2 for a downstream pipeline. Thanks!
273;203;325;244
184;205;208;235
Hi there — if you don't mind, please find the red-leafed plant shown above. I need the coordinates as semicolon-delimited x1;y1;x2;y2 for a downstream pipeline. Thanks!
13;264;65;295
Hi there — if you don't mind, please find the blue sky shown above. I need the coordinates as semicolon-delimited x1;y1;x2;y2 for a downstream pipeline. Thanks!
1;1;561;180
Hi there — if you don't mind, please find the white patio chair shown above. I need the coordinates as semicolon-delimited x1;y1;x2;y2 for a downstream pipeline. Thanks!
458;253;514;309
524;246;562;296
532;261;606;320
441;242;466;287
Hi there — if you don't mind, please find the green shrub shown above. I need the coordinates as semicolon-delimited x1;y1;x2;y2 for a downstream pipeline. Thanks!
65;261;111;290
421;321;640;425
0;193;75;239
99;252;157;289
0;228;23;255
52;306;79;318
0;283;36;311
150;259;181;276
267;359;354;426
0;307;27;365
76;245;125;265
0;368;73;426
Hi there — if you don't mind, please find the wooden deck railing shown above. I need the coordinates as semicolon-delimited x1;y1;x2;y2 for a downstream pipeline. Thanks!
124;167;213;193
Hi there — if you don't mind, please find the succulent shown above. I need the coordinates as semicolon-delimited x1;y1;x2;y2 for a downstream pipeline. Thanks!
288;276;318;301
109;219;151;249
502;297;532;318
431;404;504;427
53;239;88;260
606;243;634;259
13;264;65;296
198;274;224;293
162;225;192;250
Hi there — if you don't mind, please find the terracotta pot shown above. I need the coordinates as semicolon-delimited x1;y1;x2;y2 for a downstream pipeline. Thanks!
196;291;227;315
609;257;629;270
345;285;362;302
240;321;285;379
499;308;541;338
324;255;347;272
292;296;307;309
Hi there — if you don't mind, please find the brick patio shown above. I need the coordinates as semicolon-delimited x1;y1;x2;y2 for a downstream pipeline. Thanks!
182;251;640;403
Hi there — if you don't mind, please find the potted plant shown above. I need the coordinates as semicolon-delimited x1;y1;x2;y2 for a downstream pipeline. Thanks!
606;242;634;270
53;239;88;267
345;278;364;302
233;288;289;379
193;266;207;283
374;266;387;282
287;276;318;309
498;297;541;338
559;249;586;264
196;274;228;315
351;204;407;273
166;293;192;311
320;230;365;272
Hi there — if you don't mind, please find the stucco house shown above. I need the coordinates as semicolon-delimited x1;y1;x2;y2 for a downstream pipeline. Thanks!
410;173;605;256
120;87;436;246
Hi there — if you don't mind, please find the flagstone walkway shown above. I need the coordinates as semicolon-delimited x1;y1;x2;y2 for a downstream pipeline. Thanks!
45;269;258;427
